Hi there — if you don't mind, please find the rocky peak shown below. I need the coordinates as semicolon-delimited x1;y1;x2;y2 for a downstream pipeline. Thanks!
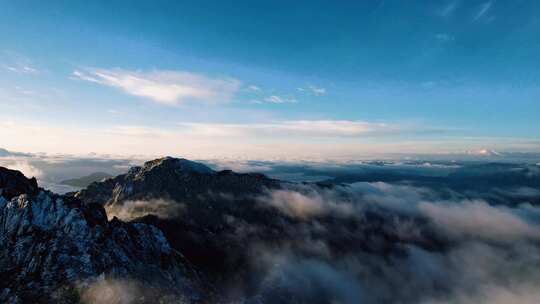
75;157;279;207
0;167;39;200
0;167;203;303
131;157;215;178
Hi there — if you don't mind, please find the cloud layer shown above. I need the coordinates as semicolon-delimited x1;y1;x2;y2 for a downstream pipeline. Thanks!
246;181;540;303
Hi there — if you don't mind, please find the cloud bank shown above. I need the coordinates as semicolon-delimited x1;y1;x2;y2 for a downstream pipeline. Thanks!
238;181;540;303
105;199;185;221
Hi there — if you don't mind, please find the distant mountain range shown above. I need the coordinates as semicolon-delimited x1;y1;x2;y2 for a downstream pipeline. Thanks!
60;172;113;188
0;148;31;157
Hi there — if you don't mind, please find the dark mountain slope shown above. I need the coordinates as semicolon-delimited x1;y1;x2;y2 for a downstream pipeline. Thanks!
75;157;280;205
0;167;39;200
0;167;203;304
73;157;286;285
60;172;113;188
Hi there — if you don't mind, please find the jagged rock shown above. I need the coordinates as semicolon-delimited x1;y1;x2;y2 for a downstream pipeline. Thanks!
75;156;280;207
60;172;113;188
0;167;38;200
0;167;203;303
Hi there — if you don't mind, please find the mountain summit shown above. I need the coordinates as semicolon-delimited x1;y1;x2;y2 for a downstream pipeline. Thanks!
141;157;215;174
72;157;287;294
0;167;39;200
75;156;278;207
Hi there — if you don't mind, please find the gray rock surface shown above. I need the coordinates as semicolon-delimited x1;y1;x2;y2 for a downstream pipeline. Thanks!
0;166;202;303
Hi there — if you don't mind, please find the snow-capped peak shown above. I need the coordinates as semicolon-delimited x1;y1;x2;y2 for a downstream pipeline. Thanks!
465;149;502;156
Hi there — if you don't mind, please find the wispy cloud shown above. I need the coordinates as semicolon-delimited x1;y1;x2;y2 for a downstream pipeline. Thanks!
251;95;298;104
437;1;459;17
248;85;261;92
177;120;398;137
474;2;493;21
435;33;455;42
13;86;37;96
263;95;298;104
1;51;40;75
298;85;327;96
72;68;241;105
4;64;39;75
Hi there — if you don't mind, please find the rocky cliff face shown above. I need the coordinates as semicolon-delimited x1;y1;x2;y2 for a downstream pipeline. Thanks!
0;167;39;200
0;167;202;303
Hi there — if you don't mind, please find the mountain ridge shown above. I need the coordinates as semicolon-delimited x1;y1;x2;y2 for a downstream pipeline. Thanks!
60;172;113;188
74;156;280;207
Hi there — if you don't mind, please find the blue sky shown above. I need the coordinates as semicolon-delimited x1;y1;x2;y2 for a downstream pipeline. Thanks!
1;0;539;159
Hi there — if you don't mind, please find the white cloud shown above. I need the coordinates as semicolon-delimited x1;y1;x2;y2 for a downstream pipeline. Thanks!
264;95;298;104
178;120;397;137
435;33;455;42
262;189;327;219
105;199;184;221
80;278;140;304
419;200;540;243
248;85;261;91
210;159;273;172
0;159;43;178
1;51;40;75
298;85;327;96
474;2;492;21
4;65;39;75
13;86;34;95
259;188;354;219
427;284;540;304
309;85;326;96
72;68;241;105
437;1;459;17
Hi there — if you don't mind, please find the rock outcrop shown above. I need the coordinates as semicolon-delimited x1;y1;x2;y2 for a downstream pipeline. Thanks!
0;167;39;200
0;167;202;303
